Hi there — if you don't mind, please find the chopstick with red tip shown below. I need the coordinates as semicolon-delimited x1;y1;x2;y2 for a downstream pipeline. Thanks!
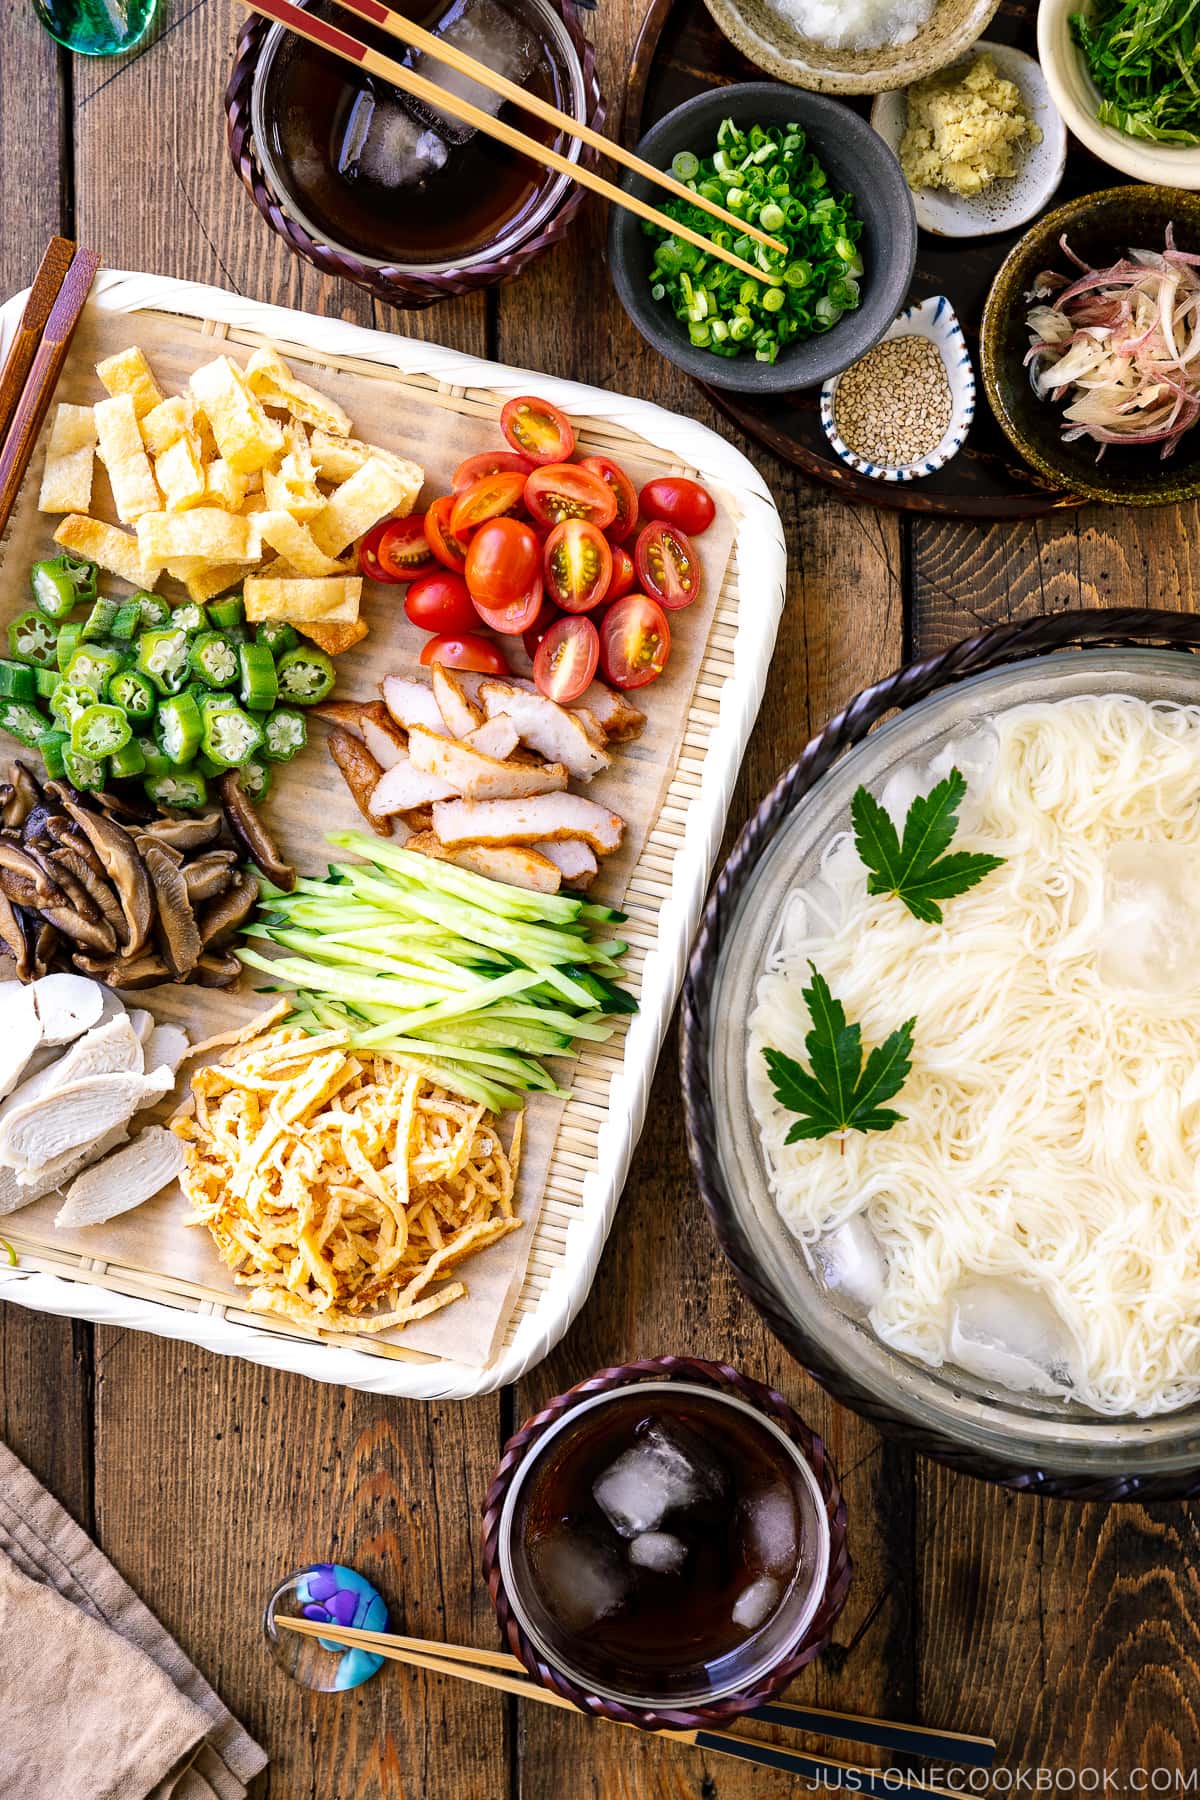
321;0;787;257
272;1615;995;1783
0;243;101;539
236;0;776;283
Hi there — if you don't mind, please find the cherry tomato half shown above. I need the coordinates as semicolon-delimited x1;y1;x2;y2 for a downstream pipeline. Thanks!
465;517;542;608
600;594;671;690
543;519;613;614
500;395;576;465
524;464;617;531
419;633;510;675
638;476;716;537
452;450;533;491
634;521;703;610
359;514;437;582
405;571;478;637
522;597;561;662
426;495;471;574
580;455;639;544
534;615;600;703
605;544;636;603
450;471;527;537
472;572;545;637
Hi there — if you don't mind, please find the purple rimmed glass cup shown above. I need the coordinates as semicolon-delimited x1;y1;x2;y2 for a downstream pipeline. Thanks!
482;1356;851;1731
226;0;603;310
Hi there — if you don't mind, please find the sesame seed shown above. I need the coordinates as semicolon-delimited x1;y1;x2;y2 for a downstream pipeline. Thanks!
833;335;954;467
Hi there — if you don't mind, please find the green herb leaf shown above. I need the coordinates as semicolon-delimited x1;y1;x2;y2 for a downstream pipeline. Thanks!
762;965;915;1144
851;767;1005;924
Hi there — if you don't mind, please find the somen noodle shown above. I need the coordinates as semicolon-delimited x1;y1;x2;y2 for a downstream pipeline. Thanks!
748;695;1200;1418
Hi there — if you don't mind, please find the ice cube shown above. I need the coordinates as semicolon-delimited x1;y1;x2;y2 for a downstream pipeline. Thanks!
739;1484;799;1577
1096;841;1200;994
947;1277;1079;1397
732;1575;781;1632
530;1528;629;1632
812;1212;888;1310
629;1531;688;1573
928;729;998;833
334;83;449;188
879;765;926;833
406;0;541;146
592;1417;727;1538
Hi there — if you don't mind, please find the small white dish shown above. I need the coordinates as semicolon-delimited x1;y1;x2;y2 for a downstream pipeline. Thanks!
1037;0;1200;191
819;295;975;483
870;41;1068;237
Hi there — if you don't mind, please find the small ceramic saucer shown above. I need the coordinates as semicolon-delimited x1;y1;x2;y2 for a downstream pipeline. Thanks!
870;41;1068;238
820;295;975;483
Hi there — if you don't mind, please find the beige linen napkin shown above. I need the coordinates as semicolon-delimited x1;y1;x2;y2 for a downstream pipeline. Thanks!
0;1443;267;1800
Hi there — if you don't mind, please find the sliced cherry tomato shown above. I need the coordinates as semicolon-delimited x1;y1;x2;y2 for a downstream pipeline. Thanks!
634;521;703;610
543;519;613;614
419;633;510;675
472;572;545;637
605;544;636;602
450;471;527;537
638;476;716;537
580;455;639;544
405;571;478;637
465;517;542;608
452;450;533;490
600;594;671;690
524;464;617;531
500;395;576;465
359;514;436;582
426;495;471;574
522;597;562;662
534;615;599;703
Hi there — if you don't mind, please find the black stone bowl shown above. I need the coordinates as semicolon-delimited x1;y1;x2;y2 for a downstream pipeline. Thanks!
608;82;917;395
981;186;1200;506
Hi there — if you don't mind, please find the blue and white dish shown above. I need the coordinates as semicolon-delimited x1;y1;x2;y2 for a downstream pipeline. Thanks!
819;294;975;484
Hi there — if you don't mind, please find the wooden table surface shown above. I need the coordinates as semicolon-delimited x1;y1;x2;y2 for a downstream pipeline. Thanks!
3;3;1200;1795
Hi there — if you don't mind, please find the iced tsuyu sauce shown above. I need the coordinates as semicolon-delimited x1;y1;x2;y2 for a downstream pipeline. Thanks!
260;0;574;266
514;1390;811;1691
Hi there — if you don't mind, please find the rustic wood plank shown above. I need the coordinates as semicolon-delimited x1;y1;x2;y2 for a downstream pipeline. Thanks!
68;19;502;1800
0;7;93;1536
910;504;1200;1785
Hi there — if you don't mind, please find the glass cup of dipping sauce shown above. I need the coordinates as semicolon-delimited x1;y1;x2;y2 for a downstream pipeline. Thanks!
483;1360;850;1725
34;0;157;54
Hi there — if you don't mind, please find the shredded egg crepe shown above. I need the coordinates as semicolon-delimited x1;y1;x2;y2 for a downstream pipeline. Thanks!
748;695;1200;1418
174;1026;520;1335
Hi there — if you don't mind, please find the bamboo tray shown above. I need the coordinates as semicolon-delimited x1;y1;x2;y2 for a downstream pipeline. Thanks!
0;271;786;1399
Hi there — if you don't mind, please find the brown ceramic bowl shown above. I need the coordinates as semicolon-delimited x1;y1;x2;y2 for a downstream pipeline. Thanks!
980;186;1200;507
701;0;1000;95
481;1356;850;1731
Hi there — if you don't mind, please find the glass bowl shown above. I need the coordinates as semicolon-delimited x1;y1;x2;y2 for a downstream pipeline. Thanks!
682;616;1200;1498
227;0;602;309
481;1356;851;1729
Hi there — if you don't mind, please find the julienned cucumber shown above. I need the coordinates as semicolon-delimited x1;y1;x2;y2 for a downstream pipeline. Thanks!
237;832;634;1112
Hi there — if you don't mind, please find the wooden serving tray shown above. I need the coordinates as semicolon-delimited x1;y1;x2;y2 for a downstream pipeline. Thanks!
624;0;1112;518
0;271;786;1398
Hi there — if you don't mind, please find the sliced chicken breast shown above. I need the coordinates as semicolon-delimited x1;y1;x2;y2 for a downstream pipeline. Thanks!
55;1126;186;1228
536;839;600;886
0;984;43;1102
0;1066;173;1169
479;682;610;779
404;831;563;894
144;1023;190;1079
127;1007;155;1046
463;717;520;761
431;663;483;738
459;672;645;742
31;973;105;1045
0;1125;130;1214
408;725;569;802
383;675;451;737
359;702;407;771
432;793;624;854
369;755;457;818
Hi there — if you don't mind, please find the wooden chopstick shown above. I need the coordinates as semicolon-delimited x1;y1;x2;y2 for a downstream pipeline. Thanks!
322;0;787;257
239;0;774;284
0;238;77;451
273;1616;987;1784
0;244;101;541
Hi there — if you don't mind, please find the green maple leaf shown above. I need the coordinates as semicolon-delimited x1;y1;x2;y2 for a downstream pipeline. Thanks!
762;965;915;1144
851;766;1006;925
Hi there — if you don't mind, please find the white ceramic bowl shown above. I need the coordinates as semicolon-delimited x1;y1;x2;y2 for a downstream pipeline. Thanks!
819;294;975;482
700;0;1000;96
1038;0;1200;191
870;41;1068;237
